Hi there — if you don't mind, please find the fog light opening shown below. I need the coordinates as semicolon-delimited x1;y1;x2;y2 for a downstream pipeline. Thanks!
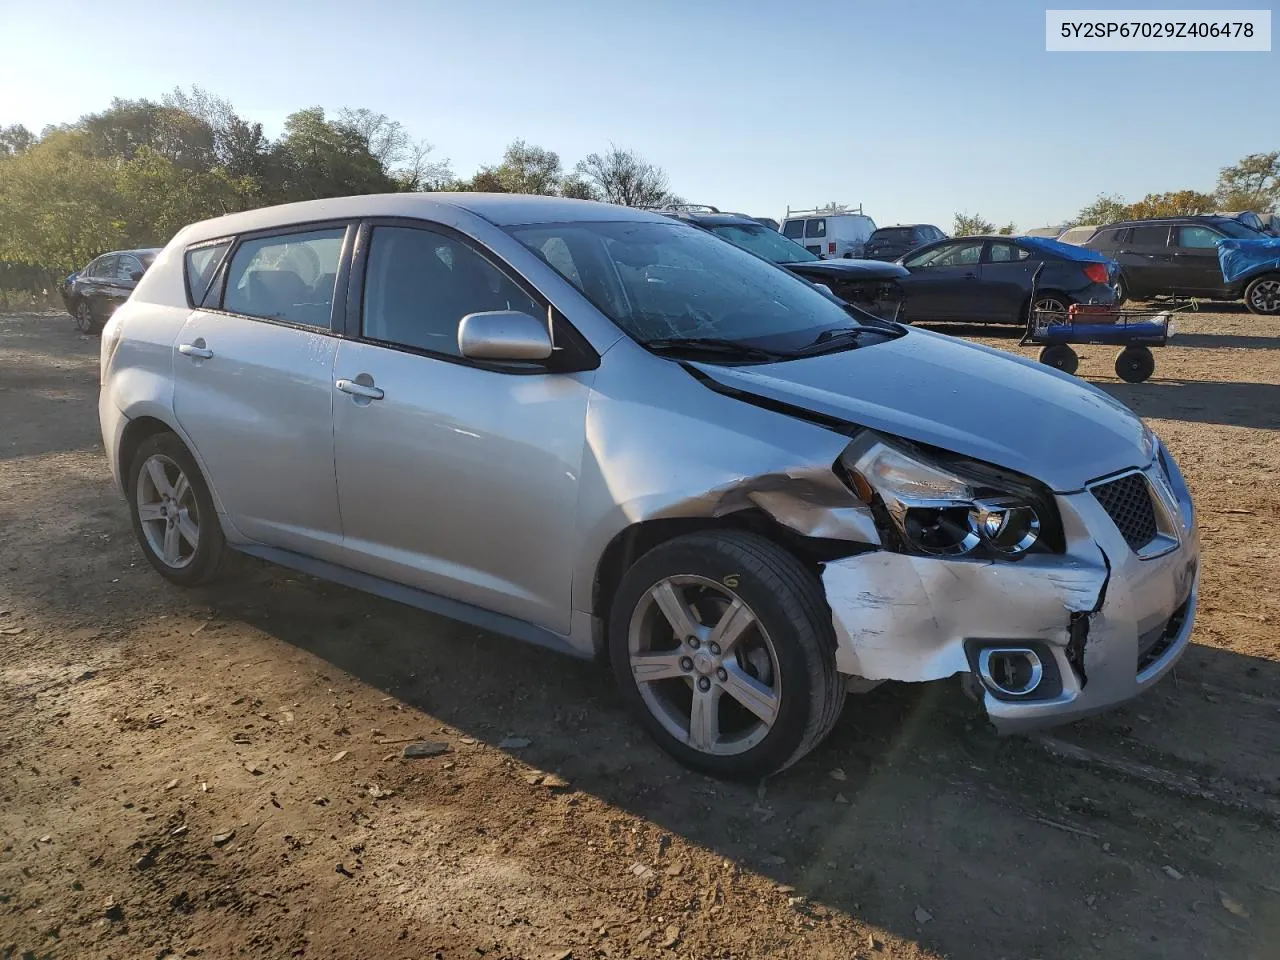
977;647;1044;698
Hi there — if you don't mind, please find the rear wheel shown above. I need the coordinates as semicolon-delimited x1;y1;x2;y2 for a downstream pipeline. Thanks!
1038;343;1079;375
1032;295;1070;321
1112;275;1128;304
74;299;102;334
127;433;226;586
609;531;844;779
1115;346;1155;383
1244;275;1280;315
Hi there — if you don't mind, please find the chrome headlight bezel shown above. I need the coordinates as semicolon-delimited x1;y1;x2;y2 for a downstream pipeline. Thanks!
838;432;1061;560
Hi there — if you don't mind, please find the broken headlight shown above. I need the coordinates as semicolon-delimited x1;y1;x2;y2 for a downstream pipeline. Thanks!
838;433;1053;560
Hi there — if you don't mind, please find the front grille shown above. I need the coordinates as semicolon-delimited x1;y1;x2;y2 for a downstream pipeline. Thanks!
1091;473;1158;551
1137;596;1191;672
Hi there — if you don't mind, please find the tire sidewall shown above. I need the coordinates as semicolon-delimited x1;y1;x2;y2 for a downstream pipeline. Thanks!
127;433;223;586
1116;346;1154;383
1245;275;1280;315
608;534;826;778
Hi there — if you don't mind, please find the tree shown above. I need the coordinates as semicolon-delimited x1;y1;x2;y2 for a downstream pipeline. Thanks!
558;175;599;201
161;85;272;188
1215;152;1280;211
472;139;565;195
953;212;995;236
1123;190;1215;219
337;108;410;167
997;222;1017;235
0;124;34;156
576;145;678;207
270;107;396;202
1071;193;1127;227
78;97;217;172
394;139;453;192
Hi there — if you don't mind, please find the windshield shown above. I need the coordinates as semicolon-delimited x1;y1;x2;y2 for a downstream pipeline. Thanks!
1215;219;1263;238
708;222;819;264
508;220;866;351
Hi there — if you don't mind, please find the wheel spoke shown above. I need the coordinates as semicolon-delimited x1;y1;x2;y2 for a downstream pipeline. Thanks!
163;522;181;565
137;501;165;522
688;687;720;751
708;597;755;655
650;581;701;640
146;458;174;498
720;662;780;726
629;651;685;683
172;473;190;506
177;512;199;549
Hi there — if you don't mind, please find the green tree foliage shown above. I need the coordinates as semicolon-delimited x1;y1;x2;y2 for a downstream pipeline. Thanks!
1215;152;1280;211
1123;190;1216;219
953;212;995;236
1071;193;1127;227
997;222;1017;235
0;124;35;156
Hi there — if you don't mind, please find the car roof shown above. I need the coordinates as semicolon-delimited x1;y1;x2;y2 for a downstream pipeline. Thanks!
873;223;934;230
99;248;162;258
177;193;665;245
1103;215;1234;227
664;211;761;227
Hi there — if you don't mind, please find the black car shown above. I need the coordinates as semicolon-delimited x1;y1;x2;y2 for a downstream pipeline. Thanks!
863;224;947;261
896;235;1116;324
1080;216;1272;308
61;248;161;333
663;210;909;318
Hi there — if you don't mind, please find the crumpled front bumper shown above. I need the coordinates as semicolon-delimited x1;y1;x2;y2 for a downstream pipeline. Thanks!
821;460;1199;732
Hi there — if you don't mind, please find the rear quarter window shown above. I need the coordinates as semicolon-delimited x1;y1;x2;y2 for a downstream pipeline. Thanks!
804;219;827;239
184;241;231;307
782;220;805;240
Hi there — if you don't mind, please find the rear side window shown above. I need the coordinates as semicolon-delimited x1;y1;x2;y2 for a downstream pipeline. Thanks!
781;220;804;240
804;219;827;239
1130;225;1170;248
1090;228;1124;249
115;255;144;281
988;242;1030;263
88;256;117;279
184;242;230;306
223;228;345;328
362;226;539;358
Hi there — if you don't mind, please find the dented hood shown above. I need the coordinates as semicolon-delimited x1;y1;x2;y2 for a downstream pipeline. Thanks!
690;327;1151;492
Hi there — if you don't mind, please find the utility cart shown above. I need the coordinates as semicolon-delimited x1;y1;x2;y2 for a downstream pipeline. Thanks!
1023;264;1189;383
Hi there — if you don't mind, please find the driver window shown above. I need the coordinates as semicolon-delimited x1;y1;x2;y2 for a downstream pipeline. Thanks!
362;226;539;357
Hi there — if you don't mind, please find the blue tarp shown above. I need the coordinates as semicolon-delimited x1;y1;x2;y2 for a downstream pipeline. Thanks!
1218;237;1280;285
1016;235;1113;264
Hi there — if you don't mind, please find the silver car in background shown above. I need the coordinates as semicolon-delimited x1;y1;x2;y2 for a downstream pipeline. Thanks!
99;194;1200;778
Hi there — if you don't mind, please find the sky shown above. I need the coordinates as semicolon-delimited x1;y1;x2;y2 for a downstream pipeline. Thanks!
1;0;1275;230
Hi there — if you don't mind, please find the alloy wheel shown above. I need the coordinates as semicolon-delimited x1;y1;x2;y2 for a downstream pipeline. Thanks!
627;575;782;757
75;301;94;333
1250;279;1280;313
1034;297;1068;321
135;454;200;569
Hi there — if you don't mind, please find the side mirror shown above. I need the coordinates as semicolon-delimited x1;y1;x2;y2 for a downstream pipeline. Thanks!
130;271;144;282
458;310;553;362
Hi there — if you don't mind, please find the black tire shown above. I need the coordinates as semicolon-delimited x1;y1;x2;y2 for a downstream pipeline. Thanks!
1112;275;1128;304
608;531;845;779
127;432;226;586
1115;346;1155;383
73;298;102;334
1244;274;1280;315
1038;343;1079;375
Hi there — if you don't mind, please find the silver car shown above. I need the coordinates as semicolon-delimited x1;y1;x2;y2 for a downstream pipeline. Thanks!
99;194;1200;778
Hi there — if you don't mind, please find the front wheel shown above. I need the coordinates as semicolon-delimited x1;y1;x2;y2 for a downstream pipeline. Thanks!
609;531;845;779
127;433;227;586
1244;275;1280;315
1115;345;1155;383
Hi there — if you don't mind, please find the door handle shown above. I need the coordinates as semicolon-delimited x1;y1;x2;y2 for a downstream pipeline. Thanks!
178;342;214;360
336;378;384;400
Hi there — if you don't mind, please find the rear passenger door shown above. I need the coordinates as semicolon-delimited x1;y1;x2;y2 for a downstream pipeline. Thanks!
1170;225;1229;296
170;224;354;563
329;220;593;634
1117;225;1172;296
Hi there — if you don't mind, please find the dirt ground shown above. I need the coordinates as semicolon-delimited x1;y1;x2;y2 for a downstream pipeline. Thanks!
1;305;1278;960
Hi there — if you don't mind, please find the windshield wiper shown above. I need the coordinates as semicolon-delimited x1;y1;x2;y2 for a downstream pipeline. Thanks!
791;326;881;356
643;336;789;362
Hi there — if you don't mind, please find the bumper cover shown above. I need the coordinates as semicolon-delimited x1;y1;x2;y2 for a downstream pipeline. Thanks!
821;461;1199;732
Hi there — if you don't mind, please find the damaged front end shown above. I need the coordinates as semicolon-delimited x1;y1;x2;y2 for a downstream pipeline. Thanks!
817;431;1199;732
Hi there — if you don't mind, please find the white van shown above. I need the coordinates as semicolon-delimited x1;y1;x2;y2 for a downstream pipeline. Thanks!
780;207;877;259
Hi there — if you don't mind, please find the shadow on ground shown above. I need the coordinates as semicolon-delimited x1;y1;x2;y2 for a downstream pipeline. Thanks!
1101;380;1280;430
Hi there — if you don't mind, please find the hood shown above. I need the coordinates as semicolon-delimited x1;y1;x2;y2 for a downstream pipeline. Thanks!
690;327;1150;492
784;259;909;281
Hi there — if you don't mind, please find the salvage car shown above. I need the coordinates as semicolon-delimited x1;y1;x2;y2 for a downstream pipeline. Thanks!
99;194;1199;778
1083;216;1279;312
896;235;1116;324
862;224;947;261
662;208;907;319
61;248;161;333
